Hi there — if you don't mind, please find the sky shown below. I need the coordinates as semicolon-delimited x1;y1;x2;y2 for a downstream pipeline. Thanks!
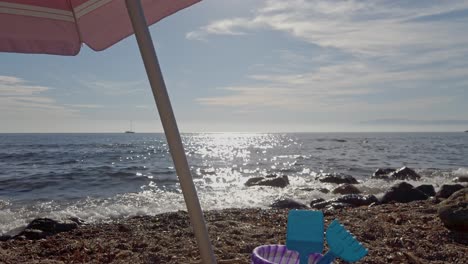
1;0;468;133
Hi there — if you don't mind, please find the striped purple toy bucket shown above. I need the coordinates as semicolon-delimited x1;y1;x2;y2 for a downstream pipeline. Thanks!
251;245;323;264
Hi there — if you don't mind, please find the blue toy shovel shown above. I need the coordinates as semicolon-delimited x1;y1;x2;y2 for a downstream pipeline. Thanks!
317;219;368;264
286;210;324;264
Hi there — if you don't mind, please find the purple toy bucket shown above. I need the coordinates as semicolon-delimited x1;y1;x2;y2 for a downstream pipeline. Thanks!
251;245;322;264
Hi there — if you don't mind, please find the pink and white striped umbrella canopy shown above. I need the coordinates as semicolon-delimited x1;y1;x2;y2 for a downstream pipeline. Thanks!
0;0;199;55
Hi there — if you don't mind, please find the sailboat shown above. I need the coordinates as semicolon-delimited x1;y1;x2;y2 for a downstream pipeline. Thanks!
125;121;135;134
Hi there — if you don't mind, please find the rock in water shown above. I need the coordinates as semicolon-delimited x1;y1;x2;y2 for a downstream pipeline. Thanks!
436;184;464;199
245;174;289;188
310;194;378;209
415;184;436;197
334;194;378;207
332;184;361;195
438;188;467;233
270;198;308;209
381;182;428;203
245;177;264;186
26;218;78;233
310;201;329;210
310;201;351;210
16;218;80;240
372;168;396;179
388;167;421;181
20;229;47;240
0;235;11;241
309;198;325;207
452;176;468;183
300;187;330;194
316;173;358;184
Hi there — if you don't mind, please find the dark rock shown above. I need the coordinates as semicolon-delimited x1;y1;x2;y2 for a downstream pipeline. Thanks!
270;198;307;209
437;184;464;199
388;167;421;181
311;201;353;211
245;174;289;188
301;187;330;194
316;173;358;184
381;182;428;203
310;201;329;210
26;218;58;233
245;177;264;186
118;224;131;233
309;198;325;207
14;218;80;240
371;167;421;181
332;184;361;195
310;194;378;209
55;220;79;233
453;176;468;183
323;202;351;210
26;218;78;233
310;201;351;210
334;194;379;207
438;188;467;232
68;217;86;225
317;188;330;193
372;168;396;179
415;184;436;197
0;234;11;241
20;229;47;240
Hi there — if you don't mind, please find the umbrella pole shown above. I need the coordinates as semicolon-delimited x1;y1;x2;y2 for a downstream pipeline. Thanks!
125;0;217;263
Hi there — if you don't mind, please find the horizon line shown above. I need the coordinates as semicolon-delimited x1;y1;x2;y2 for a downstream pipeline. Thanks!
0;131;466;134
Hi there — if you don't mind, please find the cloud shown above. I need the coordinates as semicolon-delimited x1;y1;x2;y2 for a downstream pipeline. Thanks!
0;75;79;119
191;0;468;122
66;104;103;109
363;118;468;126
188;0;468;57
196;57;467;112
135;105;153;109
0;76;49;96
80;79;146;95
0;76;23;84
186;18;251;40
197;86;300;108
197;83;455;115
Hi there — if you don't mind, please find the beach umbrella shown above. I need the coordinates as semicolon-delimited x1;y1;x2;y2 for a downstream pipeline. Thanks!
0;0;216;263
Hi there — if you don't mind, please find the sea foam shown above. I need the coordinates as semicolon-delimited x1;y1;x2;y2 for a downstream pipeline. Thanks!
453;167;468;176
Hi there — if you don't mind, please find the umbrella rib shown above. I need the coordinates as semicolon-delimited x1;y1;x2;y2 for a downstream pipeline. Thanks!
74;0;113;19
67;0;83;47
0;1;72;16
0;3;73;22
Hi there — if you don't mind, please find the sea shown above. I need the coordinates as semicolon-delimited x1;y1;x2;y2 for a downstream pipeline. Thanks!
1;132;467;234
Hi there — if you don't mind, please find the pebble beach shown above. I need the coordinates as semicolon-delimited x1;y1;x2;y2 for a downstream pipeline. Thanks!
1;188;467;263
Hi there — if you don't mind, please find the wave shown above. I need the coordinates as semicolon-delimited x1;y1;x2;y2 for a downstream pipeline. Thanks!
1;169;454;235
453;167;468;176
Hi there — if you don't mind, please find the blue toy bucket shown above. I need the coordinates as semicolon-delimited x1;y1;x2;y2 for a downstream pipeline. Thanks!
252;245;322;264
